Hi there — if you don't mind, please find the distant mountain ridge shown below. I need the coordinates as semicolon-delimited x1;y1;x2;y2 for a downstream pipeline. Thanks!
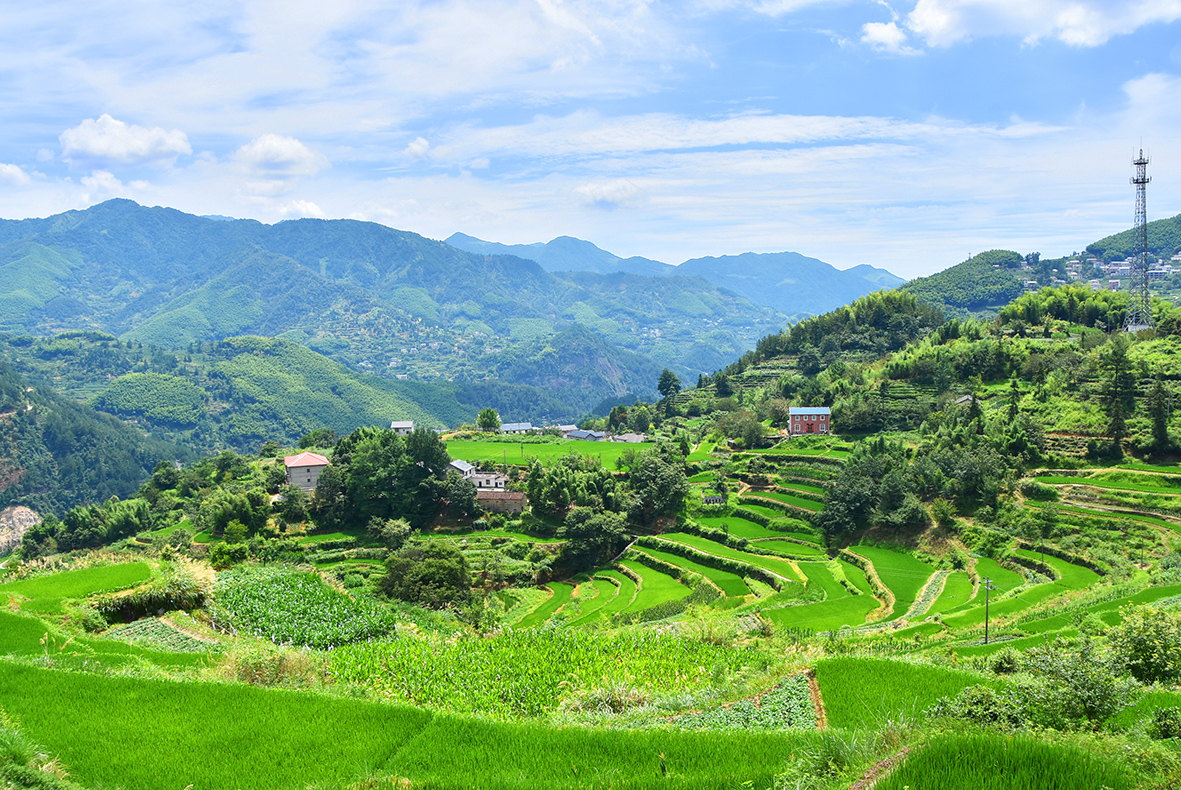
0;200;787;422
445;233;905;319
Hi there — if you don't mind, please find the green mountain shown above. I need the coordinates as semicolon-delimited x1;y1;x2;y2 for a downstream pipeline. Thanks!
0;201;785;416
445;233;905;319
0;354;182;515
900;250;1026;316
1087;211;1181;260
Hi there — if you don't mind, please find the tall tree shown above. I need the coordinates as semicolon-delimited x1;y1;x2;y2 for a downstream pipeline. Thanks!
657;369;682;401
477;407;501;432
1101;335;1138;455
1149;373;1171;453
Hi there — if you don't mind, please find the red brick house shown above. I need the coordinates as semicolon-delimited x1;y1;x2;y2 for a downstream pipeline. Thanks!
789;407;830;435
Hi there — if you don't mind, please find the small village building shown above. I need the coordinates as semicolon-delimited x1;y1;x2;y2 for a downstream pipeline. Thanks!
471;472;508;490
499;422;534;434
789;407;830;435
389;420;415;435
702;494;726;505
283;452;331;492
477;490;526;514
569;429;608;441
449;459;475;478
556;424;578;438
612;432;647;443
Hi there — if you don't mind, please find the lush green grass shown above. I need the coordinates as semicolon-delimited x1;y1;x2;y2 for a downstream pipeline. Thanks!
0;562;153;614
297;530;366;543
619;561;692;612
875;733;1133;790
594;569;637;617
0;659;431;790
796;561;849;599
567;578;620;624
775;481;824;495
445;439;653;468
693;516;784;540
686;441;716;463
972;558;1024;597
841;561;874;595
736;503;790;519
759;445;851;458
1017;584;1181;635
941;582;1066;629
639;547;750;597
851;546;935;619
1054;503;1180;531
1112;689;1181;729
743;491;822;512
659;533;802;583
516;582;575;628
758;539;828;557
926;571;975;616
332;628;765;719
1011;549;1099;590
1035;473;1181;496
438;526;566;544
815;658;995;729
762;595;879;632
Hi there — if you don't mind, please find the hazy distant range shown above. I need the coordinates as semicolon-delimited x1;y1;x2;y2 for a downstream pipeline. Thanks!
446;233;905;320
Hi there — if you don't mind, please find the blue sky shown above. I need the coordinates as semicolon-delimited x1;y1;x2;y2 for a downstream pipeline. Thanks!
2;1;1181;278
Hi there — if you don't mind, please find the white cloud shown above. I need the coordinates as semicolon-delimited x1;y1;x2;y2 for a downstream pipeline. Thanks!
907;0;1181;47
861;21;921;54
573;178;645;208
233;133;328;176
279;199;326;218
60;114;191;166
404;136;430;158
0;163;31;185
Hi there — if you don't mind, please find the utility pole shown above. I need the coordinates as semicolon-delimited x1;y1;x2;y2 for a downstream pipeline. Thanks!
982;576;997;645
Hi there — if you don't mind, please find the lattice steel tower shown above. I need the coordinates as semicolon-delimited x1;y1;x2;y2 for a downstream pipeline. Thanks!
1125;148;1154;331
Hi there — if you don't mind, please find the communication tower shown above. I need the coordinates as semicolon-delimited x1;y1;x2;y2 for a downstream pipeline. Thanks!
1125;148;1154;331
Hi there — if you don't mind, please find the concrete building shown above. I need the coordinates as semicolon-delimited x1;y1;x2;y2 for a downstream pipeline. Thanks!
789;407;830;435
390;420;415;435
283;452;331;492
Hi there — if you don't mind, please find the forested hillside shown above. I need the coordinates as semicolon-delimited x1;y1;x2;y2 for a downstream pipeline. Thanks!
0;200;784;415
0;358;181;515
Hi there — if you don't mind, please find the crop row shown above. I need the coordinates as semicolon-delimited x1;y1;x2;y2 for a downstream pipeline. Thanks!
209;566;395;649
330;627;767;718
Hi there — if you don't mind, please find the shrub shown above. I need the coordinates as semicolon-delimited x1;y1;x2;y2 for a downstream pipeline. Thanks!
928;685;1024;729
1110;604;1181;684
1150;707;1181;739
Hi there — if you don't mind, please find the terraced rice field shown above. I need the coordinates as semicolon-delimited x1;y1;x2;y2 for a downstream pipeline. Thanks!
0;562;154;614
638;547;751;597
758;539;828;557
444;439;653;468
565;578;618;624
1054;504;1179;532
761;594;879;632
926;571;975;616
659;533;802;583
737;503;792;520
1012;549;1100;589
618;560;692;612
815;658;998;729
972;557;1025;596
1018;584;1181;634
796;561;847;599
694;516;785;540
517;582;575;627
595;569;637;616
744;491;822;512
851;546;935;620
775;482;824;496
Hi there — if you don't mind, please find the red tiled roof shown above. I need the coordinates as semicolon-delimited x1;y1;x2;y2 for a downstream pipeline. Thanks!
283;452;330;468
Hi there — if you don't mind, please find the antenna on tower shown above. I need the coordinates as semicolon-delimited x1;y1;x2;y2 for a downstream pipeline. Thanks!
1125;147;1154;331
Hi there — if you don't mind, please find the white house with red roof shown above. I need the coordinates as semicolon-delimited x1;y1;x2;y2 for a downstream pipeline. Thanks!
283;452;331;492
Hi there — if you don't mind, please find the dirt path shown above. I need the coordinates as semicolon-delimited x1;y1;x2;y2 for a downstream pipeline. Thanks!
805;669;827;730
847;746;914;790
904;570;949;619
843;549;893;622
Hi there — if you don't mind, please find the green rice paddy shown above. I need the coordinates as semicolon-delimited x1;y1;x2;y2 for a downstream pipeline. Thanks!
517;582;575;627
638;547;750;597
658;533;802;583
693;516;784;540
851;546;935;619
0;562;153;614
618;561;693;611
926;571;975;616
444;439;652;468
